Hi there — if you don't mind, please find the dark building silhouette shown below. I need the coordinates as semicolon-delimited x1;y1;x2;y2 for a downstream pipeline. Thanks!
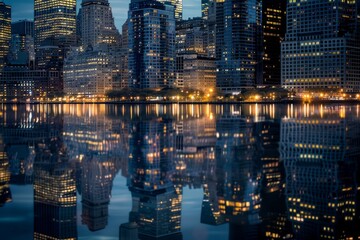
281;115;360;239
262;0;286;85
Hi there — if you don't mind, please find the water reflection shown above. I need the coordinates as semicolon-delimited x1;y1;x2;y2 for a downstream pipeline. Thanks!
0;104;359;240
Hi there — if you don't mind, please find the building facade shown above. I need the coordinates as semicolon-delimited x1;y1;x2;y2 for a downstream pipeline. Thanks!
281;0;360;92
34;0;77;48
215;0;263;93
262;0;286;85
128;0;176;89
0;2;11;69
64;49;113;97
81;0;120;49
9;20;35;67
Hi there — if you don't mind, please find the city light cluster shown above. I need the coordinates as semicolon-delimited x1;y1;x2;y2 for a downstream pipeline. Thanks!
0;0;359;102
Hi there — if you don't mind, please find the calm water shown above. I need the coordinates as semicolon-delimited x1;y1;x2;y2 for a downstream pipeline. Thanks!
0;103;360;240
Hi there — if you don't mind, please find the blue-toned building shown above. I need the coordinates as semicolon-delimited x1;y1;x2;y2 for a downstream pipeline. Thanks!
128;0;176;89
215;0;263;93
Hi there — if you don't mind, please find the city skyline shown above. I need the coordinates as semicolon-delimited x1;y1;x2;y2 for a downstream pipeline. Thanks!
4;0;201;29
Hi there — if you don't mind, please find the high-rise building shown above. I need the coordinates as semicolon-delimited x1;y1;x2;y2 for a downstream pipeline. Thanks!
158;0;182;21
262;0;286;85
215;0;263;93
64;48;113;97
0;2;11;69
201;0;210;20
80;0;120;49
64;0;122;97
34;0;77;48
175;17;215;89
128;0;176;89
9;20;35;67
281;0;360;92
12;20;34;37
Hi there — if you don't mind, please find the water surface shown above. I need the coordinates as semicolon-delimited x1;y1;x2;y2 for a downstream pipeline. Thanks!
1;103;360;239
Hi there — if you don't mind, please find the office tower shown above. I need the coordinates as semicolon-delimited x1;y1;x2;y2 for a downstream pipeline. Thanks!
181;54;216;91
262;0;286;85
158;0;182;21
201;0;210;20
128;0;176;89
119;20;129;89
281;0;360;92
0;2;11;69
216;0;263;93
76;9;83;45
64;48;113;97
64;0;121;97
34;0;76;48
176;18;206;56
12;20;34;37
175;18;215;90
281;116;360;239
81;0;120;49
9;20;35;66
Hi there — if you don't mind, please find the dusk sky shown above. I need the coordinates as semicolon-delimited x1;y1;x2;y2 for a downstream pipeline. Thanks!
5;0;201;29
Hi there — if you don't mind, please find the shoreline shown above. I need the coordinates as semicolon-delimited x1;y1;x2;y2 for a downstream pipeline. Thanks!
1;99;359;105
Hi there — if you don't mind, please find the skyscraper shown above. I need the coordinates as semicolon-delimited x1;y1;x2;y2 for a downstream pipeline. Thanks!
80;0;120;49
34;0;77;48
215;0;263;93
158;0;182;21
128;0;176;89
0;2;11;69
262;0;286;85
64;0;121;97
9;20;35;66
281;0;360;92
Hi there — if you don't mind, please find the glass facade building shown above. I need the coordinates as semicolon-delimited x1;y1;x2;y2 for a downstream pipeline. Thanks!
34;0;77;48
0;2;11;69
215;0;263;93
128;0;176;89
262;0;286;85
281;0;360;92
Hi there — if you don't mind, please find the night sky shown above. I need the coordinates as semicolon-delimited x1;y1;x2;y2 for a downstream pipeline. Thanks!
4;0;201;29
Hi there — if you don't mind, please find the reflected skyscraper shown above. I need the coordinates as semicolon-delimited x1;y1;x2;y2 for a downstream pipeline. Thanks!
281;115;360;239
0;136;11;207
62;105;121;231
124;117;182;240
33;137;77;240
215;112;263;239
81;156;116;231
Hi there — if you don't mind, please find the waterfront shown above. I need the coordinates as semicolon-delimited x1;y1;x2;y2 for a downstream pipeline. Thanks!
0;103;360;239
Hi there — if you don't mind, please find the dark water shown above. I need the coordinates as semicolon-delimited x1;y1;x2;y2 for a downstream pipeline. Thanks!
0;103;359;240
